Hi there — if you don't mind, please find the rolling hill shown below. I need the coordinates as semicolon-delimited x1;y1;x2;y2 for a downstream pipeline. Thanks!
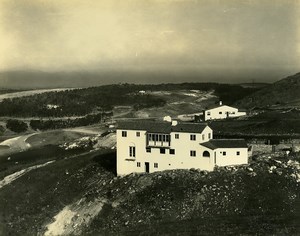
235;72;300;108
0;147;300;235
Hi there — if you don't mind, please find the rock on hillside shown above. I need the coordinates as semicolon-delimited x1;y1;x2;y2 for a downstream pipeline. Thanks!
235;72;300;108
84;154;300;235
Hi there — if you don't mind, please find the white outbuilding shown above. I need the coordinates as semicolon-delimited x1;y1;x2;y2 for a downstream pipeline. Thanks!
203;101;246;121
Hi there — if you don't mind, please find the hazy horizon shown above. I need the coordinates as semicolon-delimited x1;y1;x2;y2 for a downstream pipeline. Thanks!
0;0;299;86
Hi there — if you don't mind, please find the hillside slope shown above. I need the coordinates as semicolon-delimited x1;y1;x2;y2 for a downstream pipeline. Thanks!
0;148;300;235
235;72;300;108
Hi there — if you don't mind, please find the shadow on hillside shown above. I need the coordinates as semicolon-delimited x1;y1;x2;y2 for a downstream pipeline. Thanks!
93;150;117;175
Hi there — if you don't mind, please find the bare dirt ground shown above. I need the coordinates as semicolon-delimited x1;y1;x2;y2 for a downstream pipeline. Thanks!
135;90;217;119
63;127;102;135
0;133;36;156
94;133;116;149
44;197;107;236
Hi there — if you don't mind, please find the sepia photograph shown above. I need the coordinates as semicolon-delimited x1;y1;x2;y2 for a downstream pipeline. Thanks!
0;0;300;235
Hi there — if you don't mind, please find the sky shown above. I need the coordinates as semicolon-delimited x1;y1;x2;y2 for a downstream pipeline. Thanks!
0;0;300;84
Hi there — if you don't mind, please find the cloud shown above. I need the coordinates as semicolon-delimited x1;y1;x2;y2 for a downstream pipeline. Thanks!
0;0;299;80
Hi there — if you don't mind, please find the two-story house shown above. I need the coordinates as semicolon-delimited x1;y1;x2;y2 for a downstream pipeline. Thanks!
116;120;248;175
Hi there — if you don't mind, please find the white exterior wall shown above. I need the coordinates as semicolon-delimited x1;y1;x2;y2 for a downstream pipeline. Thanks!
117;129;148;176
213;148;248;166
117;126;248;175
205;105;246;120
117;127;214;176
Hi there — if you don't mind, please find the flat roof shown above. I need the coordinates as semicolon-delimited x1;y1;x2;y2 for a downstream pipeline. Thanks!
117;120;209;134
201;139;248;150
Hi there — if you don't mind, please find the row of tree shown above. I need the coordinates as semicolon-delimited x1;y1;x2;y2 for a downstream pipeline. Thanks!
0;85;166;117
4;112;113;133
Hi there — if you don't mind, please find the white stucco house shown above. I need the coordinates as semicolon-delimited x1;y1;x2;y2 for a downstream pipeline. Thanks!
203;101;246;121
116;120;248;175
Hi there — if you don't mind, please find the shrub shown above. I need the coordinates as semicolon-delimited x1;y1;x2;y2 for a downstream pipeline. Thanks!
0;125;5;135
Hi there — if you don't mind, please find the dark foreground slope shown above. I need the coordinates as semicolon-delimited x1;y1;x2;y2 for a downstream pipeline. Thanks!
0;147;300;235
235;72;300;108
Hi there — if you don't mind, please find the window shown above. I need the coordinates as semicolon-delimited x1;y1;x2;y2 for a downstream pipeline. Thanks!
170;149;175;155
203;151;210;157
190;134;196;141
222;151;226;156
219;111;222;114
129;146;136;157
175;134;179;139
190;150;196;157
136;132;140;137
202;134;205;140
122;131;127;137
160;148;166;154
137;162;141;167
154;163;158;168
146;147;151;153
208;133;211;139
148;133;170;142
237;151;240;155
207;111;211;116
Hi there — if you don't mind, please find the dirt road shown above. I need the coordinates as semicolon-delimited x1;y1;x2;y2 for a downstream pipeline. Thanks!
0;160;55;189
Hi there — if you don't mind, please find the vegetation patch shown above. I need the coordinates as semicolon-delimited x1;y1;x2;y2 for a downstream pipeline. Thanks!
0;83;259;118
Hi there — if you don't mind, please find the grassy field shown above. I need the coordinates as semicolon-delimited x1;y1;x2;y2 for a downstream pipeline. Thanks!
209;109;300;138
26;130;84;147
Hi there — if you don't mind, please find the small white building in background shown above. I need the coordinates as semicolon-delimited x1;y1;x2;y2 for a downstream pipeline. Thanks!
116;120;248;175
204;101;246;121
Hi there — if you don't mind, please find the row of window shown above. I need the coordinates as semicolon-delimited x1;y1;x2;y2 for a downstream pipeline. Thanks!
146;147;175;154
220;151;240;156
130;146;240;158
207;111;236;116
130;147;208;157
148;133;170;142
122;131;211;141
122;131;141;137
188;133;211;141
137;162;158;168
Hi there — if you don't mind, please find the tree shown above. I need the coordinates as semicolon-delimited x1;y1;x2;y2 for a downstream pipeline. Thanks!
6;119;28;133
0;125;5;135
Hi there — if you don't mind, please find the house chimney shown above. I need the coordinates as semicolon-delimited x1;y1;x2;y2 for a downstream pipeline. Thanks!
219;101;222;106
171;120;178;126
